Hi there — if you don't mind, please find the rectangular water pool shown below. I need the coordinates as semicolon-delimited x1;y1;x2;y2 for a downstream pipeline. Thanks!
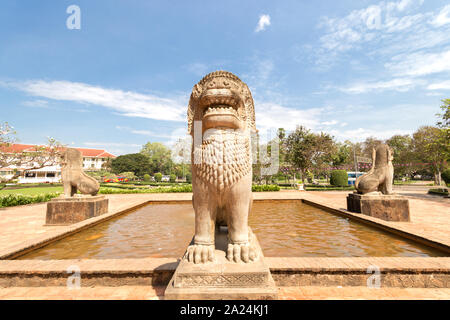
19;200;445;259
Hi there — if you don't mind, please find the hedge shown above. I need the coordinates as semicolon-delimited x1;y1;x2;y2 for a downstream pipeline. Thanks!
305;186;355;191
428;188;449;196
99;185;193;194
330;170;348;187
0;193;61;208
252;184;280;192
100;184;280;194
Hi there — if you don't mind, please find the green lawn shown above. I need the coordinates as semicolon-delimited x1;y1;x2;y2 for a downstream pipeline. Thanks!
0;186;63;196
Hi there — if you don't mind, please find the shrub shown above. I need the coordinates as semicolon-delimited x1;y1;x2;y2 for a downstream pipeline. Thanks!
154;172;162;182
169;174;176;183
186;172;192;183
99;185;192;194
330;170;348;187
0;193;60;208
143;174;151;182
428;188;449;196
442;169;450;186
252;184;280;192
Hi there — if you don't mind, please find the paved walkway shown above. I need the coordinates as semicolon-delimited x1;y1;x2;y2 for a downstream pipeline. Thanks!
0;285;448;300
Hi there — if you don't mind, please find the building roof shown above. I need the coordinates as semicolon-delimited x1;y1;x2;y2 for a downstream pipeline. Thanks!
0;144;116;158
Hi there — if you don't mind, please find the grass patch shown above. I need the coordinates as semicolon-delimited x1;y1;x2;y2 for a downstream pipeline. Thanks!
0;186;64;196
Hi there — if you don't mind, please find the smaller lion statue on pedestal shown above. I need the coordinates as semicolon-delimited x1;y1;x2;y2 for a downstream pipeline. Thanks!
61;148;100;197
355;143;394;195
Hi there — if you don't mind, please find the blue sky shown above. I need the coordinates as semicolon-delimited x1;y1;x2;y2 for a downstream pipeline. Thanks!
1;0;449;155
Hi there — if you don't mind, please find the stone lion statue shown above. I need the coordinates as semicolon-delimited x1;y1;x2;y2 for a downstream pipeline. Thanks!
187;71;257;264
355;143;394;195
61;148;100;197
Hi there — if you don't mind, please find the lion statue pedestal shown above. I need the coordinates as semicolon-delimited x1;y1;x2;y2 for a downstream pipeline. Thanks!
46;148;108;225
165;71;277;299
347;143;410;222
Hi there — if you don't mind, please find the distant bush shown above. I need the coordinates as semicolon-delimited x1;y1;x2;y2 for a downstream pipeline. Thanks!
442;169;450;186
428;188;449;196
0;193;60;208
143;174;151;182
154;172;162;182
252;184;280;192
330;170;348;187
169;174;176;183
305;185;355;191
99;185;192;194
186;172;192;183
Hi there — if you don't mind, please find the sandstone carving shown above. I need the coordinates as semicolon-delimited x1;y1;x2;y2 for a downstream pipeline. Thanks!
61;148;100;197
355;143;394;195
187;71;256;264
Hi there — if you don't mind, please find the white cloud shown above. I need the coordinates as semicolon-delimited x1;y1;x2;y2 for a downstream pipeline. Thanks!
328;127;411;142
386;49;450;76
431;4;450;27
22;99;50;108
255;14;271;32
314;0;450;70
83;142;141;148
426;80;450;90
337;77;420;94
2;80;186;122
255;101;323;134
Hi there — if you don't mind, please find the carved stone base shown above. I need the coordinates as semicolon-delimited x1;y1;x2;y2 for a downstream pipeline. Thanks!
347;193;410;222
45;195;108;225
164;227;278;300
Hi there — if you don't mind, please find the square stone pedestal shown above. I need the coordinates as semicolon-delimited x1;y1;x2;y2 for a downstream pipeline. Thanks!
347;193;410;222
46;195;108;225
164;227;278;300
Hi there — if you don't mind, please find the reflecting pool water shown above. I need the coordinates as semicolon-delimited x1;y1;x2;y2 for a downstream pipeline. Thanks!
20;200;444;259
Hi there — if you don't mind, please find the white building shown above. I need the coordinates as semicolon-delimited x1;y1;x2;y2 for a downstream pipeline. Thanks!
0;144;116;184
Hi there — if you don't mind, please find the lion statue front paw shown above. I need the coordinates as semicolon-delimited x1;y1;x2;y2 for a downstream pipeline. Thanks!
186;244;215;264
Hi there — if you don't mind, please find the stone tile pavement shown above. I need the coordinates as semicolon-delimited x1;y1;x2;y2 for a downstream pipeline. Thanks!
0;285;448;300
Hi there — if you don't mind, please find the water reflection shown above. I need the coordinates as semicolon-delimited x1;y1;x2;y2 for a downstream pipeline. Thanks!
20;200;443;260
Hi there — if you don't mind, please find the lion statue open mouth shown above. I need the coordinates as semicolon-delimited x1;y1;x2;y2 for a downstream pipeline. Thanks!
187;70;257;264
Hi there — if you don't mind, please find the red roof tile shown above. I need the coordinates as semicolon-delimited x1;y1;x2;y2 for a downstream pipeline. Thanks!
0;144;116;158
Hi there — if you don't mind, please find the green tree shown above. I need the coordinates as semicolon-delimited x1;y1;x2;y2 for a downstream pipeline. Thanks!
154;172;162;182
111;153;151;178
169;174;176;182
140;142;173;174
386;134;415;178
362;137;382;159
412;126;448;185
284;126;335;183
143;174;151;182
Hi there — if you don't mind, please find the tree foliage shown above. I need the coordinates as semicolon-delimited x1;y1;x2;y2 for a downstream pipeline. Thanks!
140;142;173;174
284;126;335;182
111;153;151;178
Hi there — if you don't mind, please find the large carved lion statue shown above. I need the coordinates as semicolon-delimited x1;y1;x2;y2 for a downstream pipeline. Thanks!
355;143;394;195
61;148;100;197
187;71;257;264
